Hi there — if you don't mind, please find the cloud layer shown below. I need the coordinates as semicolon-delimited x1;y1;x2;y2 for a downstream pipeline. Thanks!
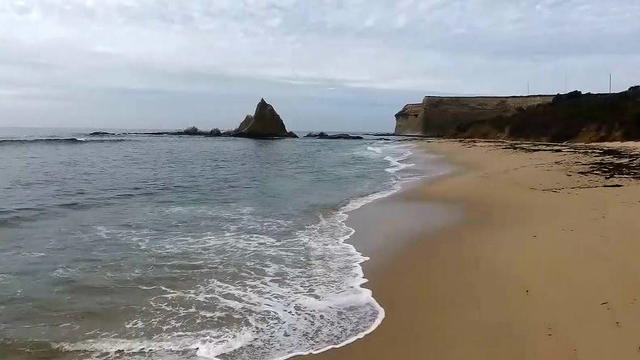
1;0;639;130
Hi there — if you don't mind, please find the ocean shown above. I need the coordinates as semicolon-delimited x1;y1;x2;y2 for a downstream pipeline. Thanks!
0;128;444;359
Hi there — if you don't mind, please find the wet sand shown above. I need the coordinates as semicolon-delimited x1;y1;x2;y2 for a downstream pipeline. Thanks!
307;140;640;360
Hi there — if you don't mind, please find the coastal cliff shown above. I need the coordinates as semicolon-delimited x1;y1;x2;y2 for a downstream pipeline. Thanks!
395;87;640;142
395;95;553;136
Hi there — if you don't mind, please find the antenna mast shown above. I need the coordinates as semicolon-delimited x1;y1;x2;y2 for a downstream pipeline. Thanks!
609;73;612;94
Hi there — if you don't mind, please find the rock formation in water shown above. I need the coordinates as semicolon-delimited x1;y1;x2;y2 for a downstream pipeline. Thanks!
89;131;116;136
394;86;640;142
132;126;211;136
232;99;297;138
304;132;363;140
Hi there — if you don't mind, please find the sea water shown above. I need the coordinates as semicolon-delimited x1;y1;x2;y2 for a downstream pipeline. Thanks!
0;128;446;359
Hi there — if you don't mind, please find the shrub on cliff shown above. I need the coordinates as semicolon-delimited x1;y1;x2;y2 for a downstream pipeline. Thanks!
552;90;583;104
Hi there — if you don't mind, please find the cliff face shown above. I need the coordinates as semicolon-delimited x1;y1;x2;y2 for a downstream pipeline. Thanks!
456;88;640;142
395;87;640;142
395;95;554;136
394;103;424;135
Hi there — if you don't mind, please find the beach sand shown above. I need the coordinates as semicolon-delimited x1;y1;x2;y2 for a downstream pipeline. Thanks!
307;140;640;360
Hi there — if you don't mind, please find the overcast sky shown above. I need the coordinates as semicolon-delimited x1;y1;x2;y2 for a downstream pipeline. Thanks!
1;0;639;131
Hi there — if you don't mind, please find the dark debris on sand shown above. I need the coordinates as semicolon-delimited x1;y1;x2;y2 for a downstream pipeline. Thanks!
456;139;640;182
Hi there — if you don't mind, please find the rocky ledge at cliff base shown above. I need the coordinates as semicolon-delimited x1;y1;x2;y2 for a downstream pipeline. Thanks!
230;98;297;138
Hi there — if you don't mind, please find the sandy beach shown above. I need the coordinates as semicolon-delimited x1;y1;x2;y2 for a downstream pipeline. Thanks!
308;139;640;360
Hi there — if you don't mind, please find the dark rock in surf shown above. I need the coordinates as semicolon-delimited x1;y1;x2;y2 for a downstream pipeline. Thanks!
304;132;328;138
182;126;202;135
305;132;363;140
89;131;115;136
367;132;397;137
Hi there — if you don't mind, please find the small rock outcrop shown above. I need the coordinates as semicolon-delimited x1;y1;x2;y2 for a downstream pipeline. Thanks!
183;126;203;135
304;132;363;140
304;132;328;138
233;99;297;138
89;131;115;136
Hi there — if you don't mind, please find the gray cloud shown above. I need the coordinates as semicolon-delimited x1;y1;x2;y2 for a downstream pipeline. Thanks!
0;0;639;130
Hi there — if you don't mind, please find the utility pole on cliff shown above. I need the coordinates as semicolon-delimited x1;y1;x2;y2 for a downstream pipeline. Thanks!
527;81;530;95
609;73;612;94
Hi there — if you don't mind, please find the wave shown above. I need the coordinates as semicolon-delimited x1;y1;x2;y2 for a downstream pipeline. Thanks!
384;151;415;173
0;137;127;145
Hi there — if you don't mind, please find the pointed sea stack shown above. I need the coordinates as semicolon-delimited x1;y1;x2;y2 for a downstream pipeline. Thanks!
233;98;297;138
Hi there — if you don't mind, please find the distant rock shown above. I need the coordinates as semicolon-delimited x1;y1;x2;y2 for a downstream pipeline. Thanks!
89;131;115;136
367;132;397;137
132;127;216;136
324;133;364;140
183;126;202;135
208;128;222;137
136;131;179;135
304;132;328;138
232;99;297;138
304;132;363;140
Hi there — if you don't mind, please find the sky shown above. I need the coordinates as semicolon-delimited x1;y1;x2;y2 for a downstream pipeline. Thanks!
0;0;639;132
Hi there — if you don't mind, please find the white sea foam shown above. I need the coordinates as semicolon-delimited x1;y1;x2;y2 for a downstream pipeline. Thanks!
196;331;254;359
366;146;382;154
52;266;79;278
384;150;415;173
19;252;47;258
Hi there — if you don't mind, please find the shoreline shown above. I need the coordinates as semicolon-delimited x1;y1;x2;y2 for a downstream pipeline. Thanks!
342;145;462;277
273;141;456;360
286;141;464;360
306;139;640;360
297;142;461;357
